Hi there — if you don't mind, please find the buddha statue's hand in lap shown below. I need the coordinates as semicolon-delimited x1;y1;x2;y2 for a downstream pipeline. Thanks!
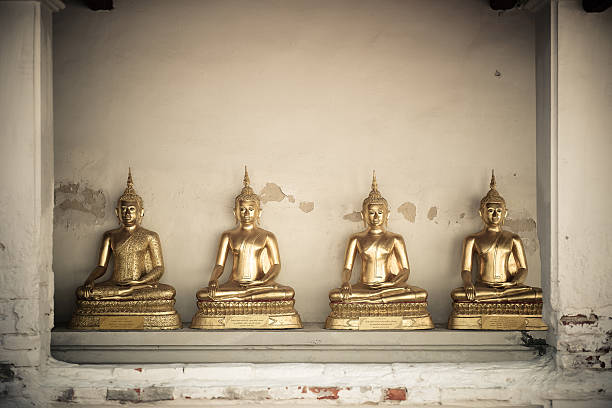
325;172;433;330
69;170;180;330
191;167;301;329
448;171;546;330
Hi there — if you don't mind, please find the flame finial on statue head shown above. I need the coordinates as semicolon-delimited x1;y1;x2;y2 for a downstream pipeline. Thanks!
480;169;505;208
363;170;388;210
235;165;260;205
372;170;379;192
243;165;250;188
118;167;144;208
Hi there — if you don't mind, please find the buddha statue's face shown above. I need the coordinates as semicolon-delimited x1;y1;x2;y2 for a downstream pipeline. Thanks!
116;200;144;227
235;200;260;225
479;202;506;227
364;203;388;228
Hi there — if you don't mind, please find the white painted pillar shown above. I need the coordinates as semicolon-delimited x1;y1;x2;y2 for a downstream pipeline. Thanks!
0;0;64;370
538;0;612;369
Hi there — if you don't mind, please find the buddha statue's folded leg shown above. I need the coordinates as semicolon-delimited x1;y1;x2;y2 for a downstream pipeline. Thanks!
128;283;176;300
380;285;428;303
329;288;344;302
451;284;542;302
196;287;212;301
364;285;427;303
198;281;294;301
196;281;244;301
247;283;295;301
76;281;146;300
451;286;469;301
337;283;425;303
474;284;542;302
331;282;376;302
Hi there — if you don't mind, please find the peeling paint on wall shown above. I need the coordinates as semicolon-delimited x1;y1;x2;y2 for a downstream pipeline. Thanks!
306;387;341;400
299;201;314;213
505;217;536;232
558;314;612;369
55;388;75;403
384;388;407;401
259;183;287;204
427;206;438;221
560;314;599;326
397;202;416;223
505;214;539;254
343;211;362;222
258;183;314;215
54;182;106;227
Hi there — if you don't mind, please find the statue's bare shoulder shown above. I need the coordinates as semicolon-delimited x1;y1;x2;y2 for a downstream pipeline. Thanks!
353;231;368;240
256;227;276;241
503;230;521;240
103;229;117;238
388;231;404;241
464;233;479;246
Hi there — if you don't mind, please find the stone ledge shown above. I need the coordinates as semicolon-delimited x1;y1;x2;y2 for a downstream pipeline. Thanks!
51;323;547;364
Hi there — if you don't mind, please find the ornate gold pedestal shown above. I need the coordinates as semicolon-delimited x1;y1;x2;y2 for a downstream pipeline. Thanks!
448;301;547;330
190;300;302;329
325;302;434;330
69;299;181;330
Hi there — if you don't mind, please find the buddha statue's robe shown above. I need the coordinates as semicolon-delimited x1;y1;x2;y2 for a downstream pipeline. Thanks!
76;226;175;300
451;230;542;302
329;231;427;303
196;228;295;302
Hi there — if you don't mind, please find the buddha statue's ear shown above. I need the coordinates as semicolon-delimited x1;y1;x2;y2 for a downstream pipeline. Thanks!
140;208;145;218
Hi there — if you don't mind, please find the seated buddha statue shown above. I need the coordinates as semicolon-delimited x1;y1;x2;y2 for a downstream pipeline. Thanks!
448;171;546;330
191;167;302;329
69;170;181;330
325;172;433;330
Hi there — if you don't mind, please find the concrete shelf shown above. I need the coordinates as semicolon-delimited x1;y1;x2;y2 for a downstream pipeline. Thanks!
51;323;547;364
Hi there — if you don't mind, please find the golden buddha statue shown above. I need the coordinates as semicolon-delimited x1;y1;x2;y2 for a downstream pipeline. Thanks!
190;167;302;329
325;172;433;330
448;171;546;330
69;170;181;330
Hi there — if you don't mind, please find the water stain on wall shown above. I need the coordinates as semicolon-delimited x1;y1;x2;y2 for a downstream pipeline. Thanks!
259;183;287;204
505;215;539;254
54;182;106;227
259;182;314;214
427;206;438;221
299;201;314;213
397;202;416;223
343;211;362;222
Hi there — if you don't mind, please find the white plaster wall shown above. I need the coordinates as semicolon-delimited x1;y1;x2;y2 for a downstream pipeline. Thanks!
0;0;55;369
555;1;612;368
557;1;612;318
535;3;552;328
53;0;540;324
4;1;612;407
